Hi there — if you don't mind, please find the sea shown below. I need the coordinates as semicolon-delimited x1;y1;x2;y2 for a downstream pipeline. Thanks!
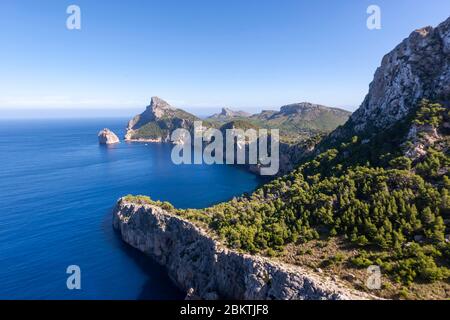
0;118;262;299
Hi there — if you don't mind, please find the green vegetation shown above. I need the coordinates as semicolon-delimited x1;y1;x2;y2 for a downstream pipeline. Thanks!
133;122;167;140
209;104;351;145
126;100;450;292
129;107;211;140
186;100;449;286
414;100;446;127
122;194;175;211
220;120;260;132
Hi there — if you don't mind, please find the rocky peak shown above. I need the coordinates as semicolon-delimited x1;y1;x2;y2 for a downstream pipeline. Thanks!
343;17;450;135
127;96;174;131
125;97;201;142
221;107;234;116
146;96;174;118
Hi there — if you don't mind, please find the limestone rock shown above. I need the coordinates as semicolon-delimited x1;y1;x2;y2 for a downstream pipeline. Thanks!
334;17;450;137
125;96;200;142
127;96;174;132
112;199;377;300
98;128;120;145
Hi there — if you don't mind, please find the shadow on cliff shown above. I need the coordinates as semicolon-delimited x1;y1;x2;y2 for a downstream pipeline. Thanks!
111;228;185;300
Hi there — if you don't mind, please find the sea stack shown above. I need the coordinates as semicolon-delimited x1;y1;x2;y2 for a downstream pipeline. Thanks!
98;128;120;145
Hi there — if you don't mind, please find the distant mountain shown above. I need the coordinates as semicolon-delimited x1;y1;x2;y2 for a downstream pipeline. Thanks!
207;103;351;144
125;97;201;142
208;108;251;120
250;102;351;138
126;98;350;146
219;119;260;132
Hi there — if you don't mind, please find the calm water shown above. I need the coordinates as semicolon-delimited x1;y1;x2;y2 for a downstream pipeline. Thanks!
0;118;262;300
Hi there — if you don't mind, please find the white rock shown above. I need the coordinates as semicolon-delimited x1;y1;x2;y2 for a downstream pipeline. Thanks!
98;128;120;145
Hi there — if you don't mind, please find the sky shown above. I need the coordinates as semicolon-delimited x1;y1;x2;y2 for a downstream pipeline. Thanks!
0;0;449;117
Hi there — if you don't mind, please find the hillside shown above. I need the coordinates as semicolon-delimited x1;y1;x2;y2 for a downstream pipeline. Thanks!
208;103;351;144
121;16;450;299
250;103;351;142
125;96;204;142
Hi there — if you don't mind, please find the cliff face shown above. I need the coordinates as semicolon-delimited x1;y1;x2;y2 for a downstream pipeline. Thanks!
98;128;120;145
127;97;173;131
113;199;374;300
335;17;449;137
125;97;200;142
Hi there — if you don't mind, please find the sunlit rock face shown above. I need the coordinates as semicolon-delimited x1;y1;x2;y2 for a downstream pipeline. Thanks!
125;96;199;142
113;199;375;300
98;128;120;145
336;17;450;136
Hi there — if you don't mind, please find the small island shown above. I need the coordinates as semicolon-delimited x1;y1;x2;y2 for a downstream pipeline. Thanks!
98;128;120;145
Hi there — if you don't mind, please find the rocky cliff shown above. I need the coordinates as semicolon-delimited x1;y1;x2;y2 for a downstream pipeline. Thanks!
334;17;449;138
113;198;374;300
125;97;200;142
98;128;120;145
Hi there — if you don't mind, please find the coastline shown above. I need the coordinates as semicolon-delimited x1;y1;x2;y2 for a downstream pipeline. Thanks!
125;138;164;143
113;198;377;300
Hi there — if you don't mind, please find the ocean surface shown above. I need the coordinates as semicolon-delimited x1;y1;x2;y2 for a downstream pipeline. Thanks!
0;118;262;300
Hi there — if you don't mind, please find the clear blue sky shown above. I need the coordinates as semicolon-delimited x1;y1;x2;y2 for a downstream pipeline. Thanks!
0;0;449;117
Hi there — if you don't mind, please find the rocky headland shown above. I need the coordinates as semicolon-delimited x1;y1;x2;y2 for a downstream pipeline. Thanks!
113;198;375;300
125;97;200;142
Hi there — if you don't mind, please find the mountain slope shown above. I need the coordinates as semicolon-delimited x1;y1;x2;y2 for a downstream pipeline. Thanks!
121;16;450;299
208;103;351;145
331;17;450;140
125;97;202;142
250;103;351;135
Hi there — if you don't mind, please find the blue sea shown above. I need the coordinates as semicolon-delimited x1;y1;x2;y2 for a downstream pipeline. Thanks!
0;118;262;300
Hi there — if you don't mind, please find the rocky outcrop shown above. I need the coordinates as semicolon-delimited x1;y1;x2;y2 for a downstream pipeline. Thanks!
335;17;450;137
113;199;375;300
404;123;442;159
98;128;120;145
209;108;251;120
125;97;200;142
127;97;174;134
